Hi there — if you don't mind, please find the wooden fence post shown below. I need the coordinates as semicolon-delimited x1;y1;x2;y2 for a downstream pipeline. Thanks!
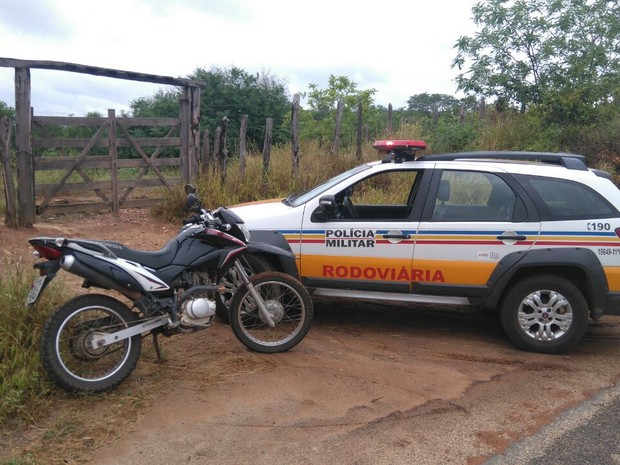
15;67;34;227
179;92;190;182
0;116;17;226
262;118;273;177
108;109;119;216
213;126;221;175
239;114;248;180
387;103;393;135
330;99;344;156
356;99;363;161
291;94;300;176
217;117;229;182
201;129;210;174
189;86;201;179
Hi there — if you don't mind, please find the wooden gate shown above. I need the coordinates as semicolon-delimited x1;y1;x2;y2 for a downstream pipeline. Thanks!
33;110;182;215
1;57;203;226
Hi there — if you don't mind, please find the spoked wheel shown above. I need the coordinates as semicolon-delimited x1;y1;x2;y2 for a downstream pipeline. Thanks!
40;294;142;392
215;254;273;324
500;275;588;354
230;272;313;353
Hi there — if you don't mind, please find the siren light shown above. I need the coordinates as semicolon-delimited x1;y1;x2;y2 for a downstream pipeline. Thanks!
373;139;427;163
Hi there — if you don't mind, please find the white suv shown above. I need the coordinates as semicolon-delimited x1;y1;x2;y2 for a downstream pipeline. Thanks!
231;140;620;354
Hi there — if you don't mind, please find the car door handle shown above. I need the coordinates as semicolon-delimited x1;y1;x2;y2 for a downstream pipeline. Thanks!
383;234;412;239
497;234;526;241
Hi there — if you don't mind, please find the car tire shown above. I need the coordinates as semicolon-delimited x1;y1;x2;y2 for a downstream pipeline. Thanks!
500;275;588;354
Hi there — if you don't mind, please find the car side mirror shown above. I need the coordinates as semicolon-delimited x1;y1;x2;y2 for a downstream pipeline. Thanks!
311;195;337;222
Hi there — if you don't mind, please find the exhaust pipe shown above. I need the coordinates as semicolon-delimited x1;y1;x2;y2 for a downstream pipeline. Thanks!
60;255;142;301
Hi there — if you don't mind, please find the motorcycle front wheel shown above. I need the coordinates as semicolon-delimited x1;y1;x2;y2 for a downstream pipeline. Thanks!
229;272;313;353
40;294;142;393
215;254;273;324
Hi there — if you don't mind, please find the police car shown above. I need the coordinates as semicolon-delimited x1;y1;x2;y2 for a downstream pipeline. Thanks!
231;140;620;354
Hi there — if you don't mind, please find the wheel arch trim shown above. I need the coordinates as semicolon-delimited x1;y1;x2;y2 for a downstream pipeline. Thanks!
484;248;608;316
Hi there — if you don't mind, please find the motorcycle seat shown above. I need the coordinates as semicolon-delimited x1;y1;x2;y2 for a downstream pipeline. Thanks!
94;238;180;269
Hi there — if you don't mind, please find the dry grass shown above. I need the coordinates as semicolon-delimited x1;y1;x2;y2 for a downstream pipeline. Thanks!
0;317;268;465
151;138;407;222
0;258;66;426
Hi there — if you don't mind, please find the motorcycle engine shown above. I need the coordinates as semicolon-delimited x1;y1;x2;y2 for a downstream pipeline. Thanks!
173;274;222;331
180;297;216;328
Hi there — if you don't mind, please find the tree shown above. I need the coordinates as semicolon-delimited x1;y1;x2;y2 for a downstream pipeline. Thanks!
189;66;290;149
406;93;460;116
300;75;377;145
130;67;290;151
128;90;181;158
452;0;620;120
131;89;180;119
0;101;15;120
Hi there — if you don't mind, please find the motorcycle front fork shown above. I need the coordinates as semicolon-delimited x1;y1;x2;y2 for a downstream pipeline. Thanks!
233;260;276;328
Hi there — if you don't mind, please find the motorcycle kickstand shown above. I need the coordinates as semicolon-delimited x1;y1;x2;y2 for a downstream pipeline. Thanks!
151;332;164;362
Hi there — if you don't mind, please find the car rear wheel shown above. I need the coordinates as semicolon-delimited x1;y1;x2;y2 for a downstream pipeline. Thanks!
500;275;588;354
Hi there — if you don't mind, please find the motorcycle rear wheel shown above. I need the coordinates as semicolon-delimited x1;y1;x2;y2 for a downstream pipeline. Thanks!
230;272;313;353
40;294;142;393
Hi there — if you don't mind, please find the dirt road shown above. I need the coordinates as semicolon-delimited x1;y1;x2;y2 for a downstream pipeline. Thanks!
3;211;620;464
88;305;620;465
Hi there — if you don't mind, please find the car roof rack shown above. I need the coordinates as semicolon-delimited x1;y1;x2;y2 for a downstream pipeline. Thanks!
416;151;588;171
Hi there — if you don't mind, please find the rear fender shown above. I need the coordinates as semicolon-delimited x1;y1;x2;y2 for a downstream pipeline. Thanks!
484;248;607;315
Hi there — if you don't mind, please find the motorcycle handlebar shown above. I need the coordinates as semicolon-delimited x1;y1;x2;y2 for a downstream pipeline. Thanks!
183;214;202;225
182;210;230;232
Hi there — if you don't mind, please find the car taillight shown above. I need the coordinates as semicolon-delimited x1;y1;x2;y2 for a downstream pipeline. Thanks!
32;244;62;260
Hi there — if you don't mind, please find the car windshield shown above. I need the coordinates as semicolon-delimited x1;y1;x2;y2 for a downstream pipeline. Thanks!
283;164;372;207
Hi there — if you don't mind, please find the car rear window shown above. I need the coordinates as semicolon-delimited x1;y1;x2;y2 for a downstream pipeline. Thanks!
431;170;519;222
525;176;617;220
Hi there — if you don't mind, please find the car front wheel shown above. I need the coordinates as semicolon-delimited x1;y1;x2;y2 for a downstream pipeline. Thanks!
500;275;589;354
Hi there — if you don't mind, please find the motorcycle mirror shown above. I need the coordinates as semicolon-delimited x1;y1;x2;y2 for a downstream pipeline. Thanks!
186;193;201;210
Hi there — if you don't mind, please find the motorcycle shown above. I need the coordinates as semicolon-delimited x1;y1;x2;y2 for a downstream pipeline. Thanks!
27;186;313;393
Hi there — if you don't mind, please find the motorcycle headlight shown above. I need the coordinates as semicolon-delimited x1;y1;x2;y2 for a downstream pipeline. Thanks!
238;222;251;242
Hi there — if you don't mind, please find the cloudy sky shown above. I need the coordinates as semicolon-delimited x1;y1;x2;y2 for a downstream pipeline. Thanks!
0;0;479;116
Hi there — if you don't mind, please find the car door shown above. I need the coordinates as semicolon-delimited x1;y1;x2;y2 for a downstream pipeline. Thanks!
299;168;427;293
413;168;541;297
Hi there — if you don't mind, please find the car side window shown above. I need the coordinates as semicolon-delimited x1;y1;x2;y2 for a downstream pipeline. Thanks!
527;177;616;219
432;170;517;222
332;170;419;220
